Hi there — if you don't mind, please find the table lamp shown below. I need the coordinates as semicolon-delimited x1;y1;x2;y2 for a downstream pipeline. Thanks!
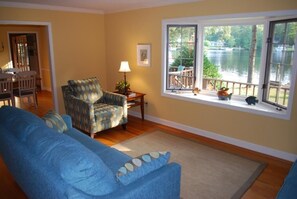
119;61;131;95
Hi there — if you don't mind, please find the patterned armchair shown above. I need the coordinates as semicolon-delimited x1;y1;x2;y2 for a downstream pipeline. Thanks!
61;77;128;138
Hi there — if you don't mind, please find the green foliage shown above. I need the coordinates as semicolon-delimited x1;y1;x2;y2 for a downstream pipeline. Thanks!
171;46;194;67
170;44;221;78
115;80;130;94
273;22;297;45
204;25;264;50
203;55;222;78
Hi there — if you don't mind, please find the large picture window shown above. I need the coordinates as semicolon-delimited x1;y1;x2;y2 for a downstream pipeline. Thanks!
163;12;297;119
202;24;264;97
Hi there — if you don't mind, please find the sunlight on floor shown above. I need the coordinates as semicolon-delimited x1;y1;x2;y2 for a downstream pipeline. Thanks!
0;91;53;117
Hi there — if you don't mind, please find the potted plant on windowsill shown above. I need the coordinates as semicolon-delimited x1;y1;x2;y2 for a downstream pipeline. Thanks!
115;80;130;94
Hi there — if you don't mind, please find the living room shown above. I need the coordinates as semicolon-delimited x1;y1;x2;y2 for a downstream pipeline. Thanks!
0;0;297;198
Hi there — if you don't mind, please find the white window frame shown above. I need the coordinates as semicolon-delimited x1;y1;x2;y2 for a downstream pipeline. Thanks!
162;10;297;120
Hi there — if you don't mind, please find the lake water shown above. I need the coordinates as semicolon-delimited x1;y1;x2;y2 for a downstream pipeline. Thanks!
205;49;293;84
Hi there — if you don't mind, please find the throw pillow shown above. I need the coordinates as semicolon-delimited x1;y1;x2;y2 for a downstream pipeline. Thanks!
116;151;170;185
68;77;103;103
43;110;68;133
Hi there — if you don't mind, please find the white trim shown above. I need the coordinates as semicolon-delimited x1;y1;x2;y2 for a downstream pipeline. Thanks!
0;20;59;112
163;91;290;119
128;110;297;162
0;1;103;14
46;23;59;112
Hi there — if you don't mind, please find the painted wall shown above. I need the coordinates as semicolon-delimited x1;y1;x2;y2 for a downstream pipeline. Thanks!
0;7;106;112
105;0;297;156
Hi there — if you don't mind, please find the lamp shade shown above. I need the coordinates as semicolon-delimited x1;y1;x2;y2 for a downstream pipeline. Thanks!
119;61;131;72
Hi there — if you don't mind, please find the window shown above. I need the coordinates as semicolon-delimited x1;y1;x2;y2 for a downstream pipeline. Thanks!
202;24;264;97
166;25;197;91
163;11;297;119
263;19;297;109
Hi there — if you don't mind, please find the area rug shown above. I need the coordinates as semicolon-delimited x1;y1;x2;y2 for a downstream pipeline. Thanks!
112;131;266;199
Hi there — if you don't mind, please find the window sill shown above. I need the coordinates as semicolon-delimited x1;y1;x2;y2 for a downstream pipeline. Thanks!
163;90;290;120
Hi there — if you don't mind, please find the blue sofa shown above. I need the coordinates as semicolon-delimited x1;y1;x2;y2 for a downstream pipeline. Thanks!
277;160;297;199
0;106;181;199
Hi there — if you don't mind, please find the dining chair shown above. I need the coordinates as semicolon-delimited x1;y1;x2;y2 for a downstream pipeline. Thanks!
13;71;38;108
0;73;15;107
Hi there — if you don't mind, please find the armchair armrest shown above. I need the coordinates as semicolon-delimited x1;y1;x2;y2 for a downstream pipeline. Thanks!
64;94;96;133
100;91;127;107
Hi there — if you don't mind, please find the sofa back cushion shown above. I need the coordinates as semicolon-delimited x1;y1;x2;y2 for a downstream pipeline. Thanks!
68;77;103;103
26;128;118;196
0;106;46;141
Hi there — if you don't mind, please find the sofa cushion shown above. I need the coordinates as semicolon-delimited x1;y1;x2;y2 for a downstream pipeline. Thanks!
68;77;103;103
116;151;170;185
26;128;118;196
64;128;131;174
0;106;46;141
43;110;68;133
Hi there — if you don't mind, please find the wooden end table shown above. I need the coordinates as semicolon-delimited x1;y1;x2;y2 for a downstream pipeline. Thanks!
126;92;146;120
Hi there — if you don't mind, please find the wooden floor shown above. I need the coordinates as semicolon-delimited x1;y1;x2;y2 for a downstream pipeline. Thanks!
0;91;292;199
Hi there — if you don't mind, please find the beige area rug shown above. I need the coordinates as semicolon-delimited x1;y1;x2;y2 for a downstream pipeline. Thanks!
112;131;266;199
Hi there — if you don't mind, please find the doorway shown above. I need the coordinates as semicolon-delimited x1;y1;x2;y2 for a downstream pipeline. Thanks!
0;21;58;112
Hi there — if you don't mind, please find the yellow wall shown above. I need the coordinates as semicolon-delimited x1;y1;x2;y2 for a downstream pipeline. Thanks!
0;7;106;112
0;0;296;157
105;0;297;156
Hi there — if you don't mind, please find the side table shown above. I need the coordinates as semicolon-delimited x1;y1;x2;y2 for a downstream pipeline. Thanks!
126;92;146;120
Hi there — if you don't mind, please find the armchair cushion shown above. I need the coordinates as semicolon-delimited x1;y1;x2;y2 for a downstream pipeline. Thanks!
68;77;103;103
94;103;124;122
116;151;171;185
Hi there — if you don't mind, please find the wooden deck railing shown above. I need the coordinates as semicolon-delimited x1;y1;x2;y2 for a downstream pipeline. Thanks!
203;77;259;96
168;71;289;106
168;69;194;89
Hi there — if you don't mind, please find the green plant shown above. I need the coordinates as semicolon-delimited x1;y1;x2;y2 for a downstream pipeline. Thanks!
203;54;222;79
171;46;221;79
115;80;130;94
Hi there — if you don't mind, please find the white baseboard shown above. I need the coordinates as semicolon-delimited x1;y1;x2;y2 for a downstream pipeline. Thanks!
128;111;297;162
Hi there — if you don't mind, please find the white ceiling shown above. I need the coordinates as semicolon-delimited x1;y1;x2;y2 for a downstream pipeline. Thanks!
0;0;203;14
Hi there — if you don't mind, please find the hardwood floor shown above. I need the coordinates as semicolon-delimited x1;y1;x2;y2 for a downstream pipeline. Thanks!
0;91;292;198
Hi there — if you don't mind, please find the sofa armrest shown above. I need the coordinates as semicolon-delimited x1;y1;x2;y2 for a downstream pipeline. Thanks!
64;162;181;199
101;162;181;199
62;114;72;129
277;160;297;199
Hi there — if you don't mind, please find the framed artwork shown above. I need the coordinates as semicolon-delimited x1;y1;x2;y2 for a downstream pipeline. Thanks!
137;44;151;67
